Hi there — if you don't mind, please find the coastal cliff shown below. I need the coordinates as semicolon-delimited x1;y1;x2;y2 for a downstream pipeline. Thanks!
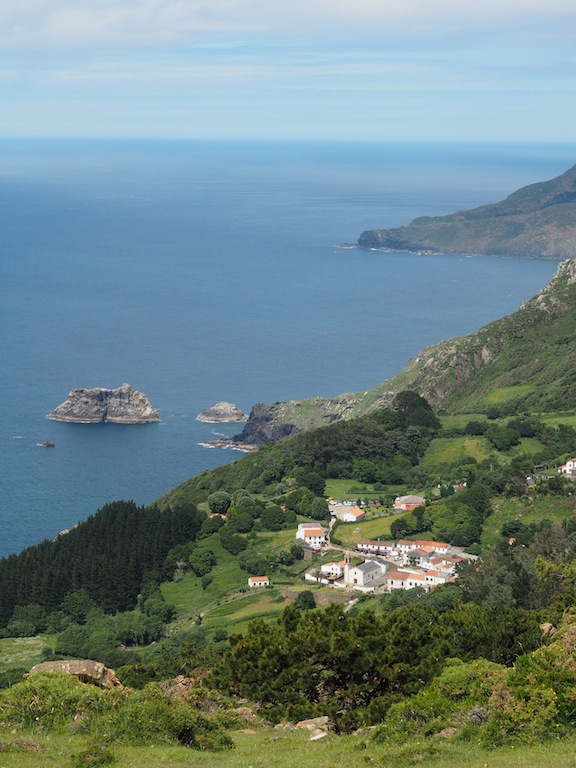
232;257;576;444
358;163;576;259
47;384;160;424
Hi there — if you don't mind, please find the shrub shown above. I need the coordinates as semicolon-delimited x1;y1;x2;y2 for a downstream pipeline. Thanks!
97;684;234;750
201;574;213;590
0;673;109;729
71;743;116;767
293;591;316;610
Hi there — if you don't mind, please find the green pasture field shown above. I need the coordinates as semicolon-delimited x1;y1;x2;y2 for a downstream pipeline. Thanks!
511;437;547;456
0;637;49;670
162;529;298;617
481;496;576;549
483;385;533;405
440;413;485;429
201;589;290;636
542;412;576;429
324;479;373;499
333;515;403;547
422;436;490;466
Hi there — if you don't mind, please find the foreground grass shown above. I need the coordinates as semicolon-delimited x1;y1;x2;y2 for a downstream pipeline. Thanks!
2;726;576;768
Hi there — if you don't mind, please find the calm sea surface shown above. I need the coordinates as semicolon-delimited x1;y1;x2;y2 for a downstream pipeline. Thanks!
1;140;574;557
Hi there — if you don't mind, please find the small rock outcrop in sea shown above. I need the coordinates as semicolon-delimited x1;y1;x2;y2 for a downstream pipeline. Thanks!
47;384;160;424
196;401;248;423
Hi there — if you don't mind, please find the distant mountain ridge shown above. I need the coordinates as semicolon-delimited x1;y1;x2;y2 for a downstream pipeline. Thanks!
234;257;576;444
358;163;576;259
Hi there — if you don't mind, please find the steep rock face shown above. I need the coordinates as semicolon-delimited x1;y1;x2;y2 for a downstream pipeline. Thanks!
196;402;248;423
47;384;160;424
233;403;302;445
359;163;576;259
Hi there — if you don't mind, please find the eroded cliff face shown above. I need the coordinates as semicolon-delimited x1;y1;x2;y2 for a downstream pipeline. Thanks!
47;384;160;424
233;403;301;445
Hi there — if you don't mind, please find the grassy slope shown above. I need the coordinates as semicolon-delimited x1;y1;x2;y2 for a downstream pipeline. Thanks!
481;497;576;549
161;529;312;636
334;514;405;547
228;258;576;440
1;725;576;768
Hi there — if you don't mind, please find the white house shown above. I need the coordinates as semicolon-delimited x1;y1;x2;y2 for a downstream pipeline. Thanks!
248;576;270;589
413;539;450;555
340;506;366;523
344;559;386;588
397;539;417;556
387;571;429;592
404;548;432;568
296;523;328;548
424;570;451;588
357;540;395;556
428;555;462;574
394;495;426;513
559;458;576;475
321;561;345;579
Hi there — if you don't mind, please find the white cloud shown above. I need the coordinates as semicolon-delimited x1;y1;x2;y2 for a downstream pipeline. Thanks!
1;0;575;47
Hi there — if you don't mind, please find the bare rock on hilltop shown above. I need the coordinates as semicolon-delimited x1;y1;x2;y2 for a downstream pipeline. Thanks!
27;660;123;689
47;383;160;424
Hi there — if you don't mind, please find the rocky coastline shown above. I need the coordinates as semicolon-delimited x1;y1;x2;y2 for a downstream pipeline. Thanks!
47;384;160;424
199;439;259;452
358;163;576;260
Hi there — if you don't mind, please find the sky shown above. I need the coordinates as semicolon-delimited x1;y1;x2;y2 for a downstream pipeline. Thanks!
2;0;576;141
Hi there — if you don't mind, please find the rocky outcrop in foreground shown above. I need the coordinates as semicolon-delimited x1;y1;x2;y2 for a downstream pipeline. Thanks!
47;383;160;424
196;401;248;423
28;660;122;689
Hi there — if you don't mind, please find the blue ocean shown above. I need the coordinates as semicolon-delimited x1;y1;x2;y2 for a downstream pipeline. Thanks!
1;140;573;558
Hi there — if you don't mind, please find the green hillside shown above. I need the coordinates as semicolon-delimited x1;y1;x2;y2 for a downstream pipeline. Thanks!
232;257;576;443
358;162;576;259
4;259;576;766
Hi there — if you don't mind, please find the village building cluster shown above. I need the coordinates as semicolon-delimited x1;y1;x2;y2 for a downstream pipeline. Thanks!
248;495;475;593
304;539;468;593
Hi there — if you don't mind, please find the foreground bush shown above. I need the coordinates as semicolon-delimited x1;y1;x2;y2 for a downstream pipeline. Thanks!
0;673;233;751
373;612;576;748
